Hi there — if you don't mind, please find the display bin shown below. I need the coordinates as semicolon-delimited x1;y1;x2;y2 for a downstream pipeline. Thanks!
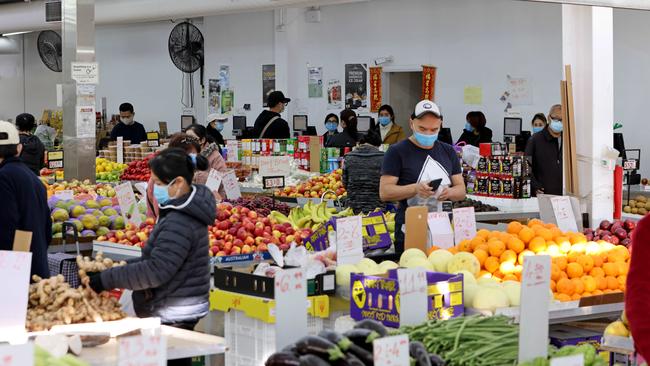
549;325;602;349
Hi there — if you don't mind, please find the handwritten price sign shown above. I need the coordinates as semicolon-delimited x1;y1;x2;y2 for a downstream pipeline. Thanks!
550;196;578;232
117;333;166;366
336;216;364;265
0;343;33;366
373;334;409;366
274;268;308;350
205;169;223;193
0;251;32;342
452;207;477;244
222;170;241;200
518;255;551;363
397;268;428;326
54;190;74;201
427;212;454;249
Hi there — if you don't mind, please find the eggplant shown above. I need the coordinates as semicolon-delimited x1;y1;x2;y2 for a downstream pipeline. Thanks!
295;336;345;361
353;319;388;337
318;330;373;366
333;352;365;366
409;341;431;366
343;328;380;352
429;354;446;366
299;354;330;366
265;352;301;366
282;343;299;355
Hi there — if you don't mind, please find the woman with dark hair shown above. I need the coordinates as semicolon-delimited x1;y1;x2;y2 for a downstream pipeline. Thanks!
186;124;227;184
206;113;226;148
89;148;216;366
322;113;339;146
326;109;360;149
531;113;547;134
456;111;493;147
376;104;405;145
15;113;45;175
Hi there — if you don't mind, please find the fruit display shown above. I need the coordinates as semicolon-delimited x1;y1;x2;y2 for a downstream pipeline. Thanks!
119;153;155;182
519;344;605;366
452;198;499;212
271;201;349;231
44;179;116;199
384;211;396;242
95;157;127;182
583;219;635;247
623;194;650;215
604;310;631;338
225;196;291;217
275;169;346;199
48;196;123;239
96;219;155;248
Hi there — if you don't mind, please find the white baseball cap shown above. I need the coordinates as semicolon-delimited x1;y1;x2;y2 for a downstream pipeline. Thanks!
207;113;228;123
0;121;19;146
413;100;441;119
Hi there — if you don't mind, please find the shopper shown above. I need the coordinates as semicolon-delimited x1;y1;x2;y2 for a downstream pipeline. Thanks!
375;104;405;145
322;113;340;146
531;113;547;134
326;109;360;149
185;124;227;185
34;119;57;150
525;104;563;196
343;135;385;214
0;121;51;279
456;111;493;147
252;90;291;139
626;215;650;360
110;102;147;144
206;113;226;148
15;113;45;175
380;100;466;253
438;115;454;145
89;148;215;366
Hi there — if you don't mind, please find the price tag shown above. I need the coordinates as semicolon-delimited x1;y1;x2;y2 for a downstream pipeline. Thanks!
372;334;409;366
226;140;239;162
117;136;124;164
54;189;74;201
274;268;308;351
336;216;364;265
205;169;223;193
146;132;160;147
550;355;584;366
0;343;34;365
452;207;477;244
0;251;32;342
427;212;454;249
47;150;64;169
550;196;578;233
397;268;428;326
117;333;166;366
518;255;551;364
623;159;638;171
115;182;142;226
222;170;241;200
259;156;292;178
263;176;285;190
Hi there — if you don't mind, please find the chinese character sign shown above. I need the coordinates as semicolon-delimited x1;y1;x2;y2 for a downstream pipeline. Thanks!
369;67;382;112
421;65;437;101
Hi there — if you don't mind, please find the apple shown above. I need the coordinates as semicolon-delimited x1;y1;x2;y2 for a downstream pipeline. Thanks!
244;222;255;232
228;227;237;236
224;234;234;243
242;245;252;254
108;237;117;243
600;220;612;231
609;236;620;245
136;232;148;242
272;230;282;239
615;228;628;240
621;238;632;247
254;227;264;237
273;224;287;233
231;246;241;254
264;226;272;234
286;227;295;235
255;221;264;229
257;243;268;252
115;230;126;240
247;211;258;220
279;244;289;251
216;220;230;231
244;236;255;246
97;235;107;241
210;247;220;255
624;219;636;231
216;250;227;256
233;239;244;248
223;242;233;251
286;235;295;243
262;217;271;226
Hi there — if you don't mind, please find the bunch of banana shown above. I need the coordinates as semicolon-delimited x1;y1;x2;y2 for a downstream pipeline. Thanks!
383;211;396;241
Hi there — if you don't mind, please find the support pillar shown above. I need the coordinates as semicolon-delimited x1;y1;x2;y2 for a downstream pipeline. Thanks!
562;5;614;225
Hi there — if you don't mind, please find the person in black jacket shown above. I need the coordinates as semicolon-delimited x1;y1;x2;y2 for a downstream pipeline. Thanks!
206;113;226;148
456;111;493;147
526;104;563;196
15;113;45;175
110;102;147;144
0;121;51;279
326;109;360;150
90;148;216;366
322;113;339;146
252;91;291;139
343;135;385;214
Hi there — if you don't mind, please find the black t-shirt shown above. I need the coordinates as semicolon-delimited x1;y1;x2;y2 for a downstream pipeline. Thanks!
110;121;147;145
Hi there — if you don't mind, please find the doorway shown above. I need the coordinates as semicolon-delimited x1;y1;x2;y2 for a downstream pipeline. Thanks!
385;71;422;131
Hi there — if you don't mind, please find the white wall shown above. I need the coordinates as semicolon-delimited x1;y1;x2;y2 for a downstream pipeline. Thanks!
0;35;24;121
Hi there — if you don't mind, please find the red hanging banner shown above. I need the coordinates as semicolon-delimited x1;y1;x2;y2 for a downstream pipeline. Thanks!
421;65;437;101
369;66;382;112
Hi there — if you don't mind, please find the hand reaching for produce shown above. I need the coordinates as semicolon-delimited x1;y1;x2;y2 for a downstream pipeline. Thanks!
88;272;106;294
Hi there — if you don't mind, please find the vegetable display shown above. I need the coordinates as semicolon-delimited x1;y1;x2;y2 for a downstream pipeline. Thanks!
35;345;89;366
518;344;604;366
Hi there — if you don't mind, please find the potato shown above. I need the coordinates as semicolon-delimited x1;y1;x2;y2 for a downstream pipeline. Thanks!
624;206;632;213
640;208;648;215
632;208;639;214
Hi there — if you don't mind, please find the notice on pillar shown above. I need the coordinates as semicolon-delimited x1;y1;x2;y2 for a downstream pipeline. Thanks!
397;268;428;326
427;212;454;249
518;255;551;364
452;207;477;244
115;182;142;226
76;106;96;138
0;250;32;343
117;137;124;164
336;216;364;265
274;268;308;351
71;62;99;84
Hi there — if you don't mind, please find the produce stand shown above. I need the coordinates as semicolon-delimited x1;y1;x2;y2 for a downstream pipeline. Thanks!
466;301;624;325
47;242;94;254
92;241;142;261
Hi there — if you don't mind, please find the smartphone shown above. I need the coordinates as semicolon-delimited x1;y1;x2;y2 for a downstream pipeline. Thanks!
429;178;443;191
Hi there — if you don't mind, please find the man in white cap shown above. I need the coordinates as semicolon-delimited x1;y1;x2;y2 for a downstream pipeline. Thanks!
379;100;466;253
206;113;227;147
0;121;51;278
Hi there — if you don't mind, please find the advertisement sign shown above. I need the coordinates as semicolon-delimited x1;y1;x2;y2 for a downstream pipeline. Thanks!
345;64;368;110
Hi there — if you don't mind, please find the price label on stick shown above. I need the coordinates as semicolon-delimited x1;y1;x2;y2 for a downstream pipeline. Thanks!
118;333;166;366
0;251;32;343
54;189;74;201
518;255;551;363
336;216;364;265
222;170;241;200
0;343;34;366
373;334;409;366
205;169;223;193
427;212;454;249
397;268;428;326
274;268;308;351
550;196;578;233
452;207;477;244
117;136;124;164
115;182;142;226
550;355;584;366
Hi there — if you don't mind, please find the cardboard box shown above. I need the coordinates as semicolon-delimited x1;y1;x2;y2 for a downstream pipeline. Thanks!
303;211;392;252
349;270;464;328
549;325;602;349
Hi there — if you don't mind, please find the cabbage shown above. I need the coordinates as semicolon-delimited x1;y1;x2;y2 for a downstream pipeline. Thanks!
428;250;454;272
473;286;510;312
400;248;427;266
446;252;480;277
335;264;358;288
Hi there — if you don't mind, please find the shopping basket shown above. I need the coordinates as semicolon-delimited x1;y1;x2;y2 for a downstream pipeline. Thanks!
47;222;81;287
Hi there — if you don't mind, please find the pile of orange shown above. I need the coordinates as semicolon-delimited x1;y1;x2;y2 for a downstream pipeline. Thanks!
446;219;630;302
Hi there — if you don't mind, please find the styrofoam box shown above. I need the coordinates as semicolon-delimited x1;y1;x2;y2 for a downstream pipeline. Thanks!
224;309;323;366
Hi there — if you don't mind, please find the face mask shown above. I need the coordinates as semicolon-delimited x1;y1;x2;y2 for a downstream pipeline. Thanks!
532;126;544;134
121;117;134;125
413;131;438;147
153;179;176;205
464;122;475;132
378;116;391;127
549;120;563;133
189;153;197;166
325;122;338;132
216;122;225;132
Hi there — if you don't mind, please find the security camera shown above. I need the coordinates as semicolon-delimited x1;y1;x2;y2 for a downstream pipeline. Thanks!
374;56;394;66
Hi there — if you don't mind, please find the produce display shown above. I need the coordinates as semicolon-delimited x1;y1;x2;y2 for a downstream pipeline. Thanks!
225;196;291;217
273;201;351;231
96;220;155;247
95;157;127;182
519;344;605;366
583;219;635;246
44;180;116;199
604;310;631;338
275;169;346;199
49;196;123;239
119;153;155;182
452;198;499;212
35;344;89;366
623;194;650;215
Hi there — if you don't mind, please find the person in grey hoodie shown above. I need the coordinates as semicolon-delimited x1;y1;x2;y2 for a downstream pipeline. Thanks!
16;113;45;175
89;148;216;365
342;134;385;214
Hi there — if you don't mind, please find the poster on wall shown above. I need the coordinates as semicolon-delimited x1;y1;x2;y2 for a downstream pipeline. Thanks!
221;90;234;114
218;65;230;90
262;64;276;107
345;64;368;110
308;67;323;98
506;75;532;105
327;79;342;109
208;79;221;115
369;66;382;112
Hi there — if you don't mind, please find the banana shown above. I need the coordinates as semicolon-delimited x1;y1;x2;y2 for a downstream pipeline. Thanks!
311;223;321;231
296;217;312;229
271;211;291;224
311;203;324;224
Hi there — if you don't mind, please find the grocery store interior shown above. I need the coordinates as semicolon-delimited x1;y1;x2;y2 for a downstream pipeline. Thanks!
0;0;649;365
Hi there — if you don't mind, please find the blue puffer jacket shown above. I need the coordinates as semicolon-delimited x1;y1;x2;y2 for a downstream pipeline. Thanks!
100;184;216;324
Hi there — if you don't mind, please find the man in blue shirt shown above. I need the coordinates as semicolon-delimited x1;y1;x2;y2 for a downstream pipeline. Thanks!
110;102;147;144
380;100;466;253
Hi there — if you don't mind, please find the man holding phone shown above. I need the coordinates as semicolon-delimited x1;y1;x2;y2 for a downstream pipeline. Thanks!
379;100;466;253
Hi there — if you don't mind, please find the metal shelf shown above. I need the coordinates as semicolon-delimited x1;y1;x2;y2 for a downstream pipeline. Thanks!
466;302;623;324
92;241;142;260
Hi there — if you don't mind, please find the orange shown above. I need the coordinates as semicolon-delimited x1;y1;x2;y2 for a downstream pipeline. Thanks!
507;221;523;235
603;289;613;294
570;234;587;245
551;264;562;281
499;262;516;275
550;227;564;240
470;237;486;250
556;293;572;302
571;278;585;295
589;267;605;278
616;262;629;276
537;228;554;241
477;270;492;279
559;271;568;280
518;227;535;244
529;237;547;253
475;243;489;253
488;240;506;257
596;276;608;290
571;293;582;301
528;218;544;228
488;231;502;240
553;256;568;271
500;250;518;264
567;262;584;278
591;255;604;268
608;247;630;263
484;257;500;273
507;237;525;254
603;262;619;277
476;229;490;239
546;243;560;257
503;274;518;282
582;292;593;298
473;249;489;266
447;247;458;254
558;240;573;254
576;255;594;273
567;251;581;263
498;232;512;243
518;250;535;265
550;279;556;292
557;278;575;296
592;289;603;296
606;276;619;290
582;275;597;293
458;239;472;252
493;270;504;279
617;275;627;289
545;222;558;229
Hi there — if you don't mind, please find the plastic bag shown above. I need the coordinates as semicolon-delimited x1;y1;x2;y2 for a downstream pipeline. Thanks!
462;144;481;169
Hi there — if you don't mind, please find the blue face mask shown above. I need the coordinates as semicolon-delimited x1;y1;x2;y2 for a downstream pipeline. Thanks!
153;179;176;205
549;120;563;133
378;116;392;127
189;153;197;166
325;122;338;132
216;122;225;132
532;126;544;134
464;122;475;132
413;131;438;147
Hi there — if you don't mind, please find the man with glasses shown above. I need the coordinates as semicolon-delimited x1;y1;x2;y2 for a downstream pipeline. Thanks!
252;91;291;139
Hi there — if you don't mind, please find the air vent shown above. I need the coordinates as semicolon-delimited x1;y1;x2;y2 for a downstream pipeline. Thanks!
45;1;62;22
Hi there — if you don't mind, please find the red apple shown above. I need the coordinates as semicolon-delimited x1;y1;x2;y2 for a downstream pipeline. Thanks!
224;234;234;243
264;226;272;234
286;227;295;235
254;227;264;237
244;222;255;232
240;207;250;216
231;246;241;254
216;250;227;256
223;242;233;251
257;243;268;252
242;244;252;254
233;239;244;248
247;211;258;220
244;236;255;246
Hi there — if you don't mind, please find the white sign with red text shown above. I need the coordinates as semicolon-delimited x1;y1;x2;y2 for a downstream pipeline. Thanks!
397;268;428;326
373;334;409;366
274;268;308;350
